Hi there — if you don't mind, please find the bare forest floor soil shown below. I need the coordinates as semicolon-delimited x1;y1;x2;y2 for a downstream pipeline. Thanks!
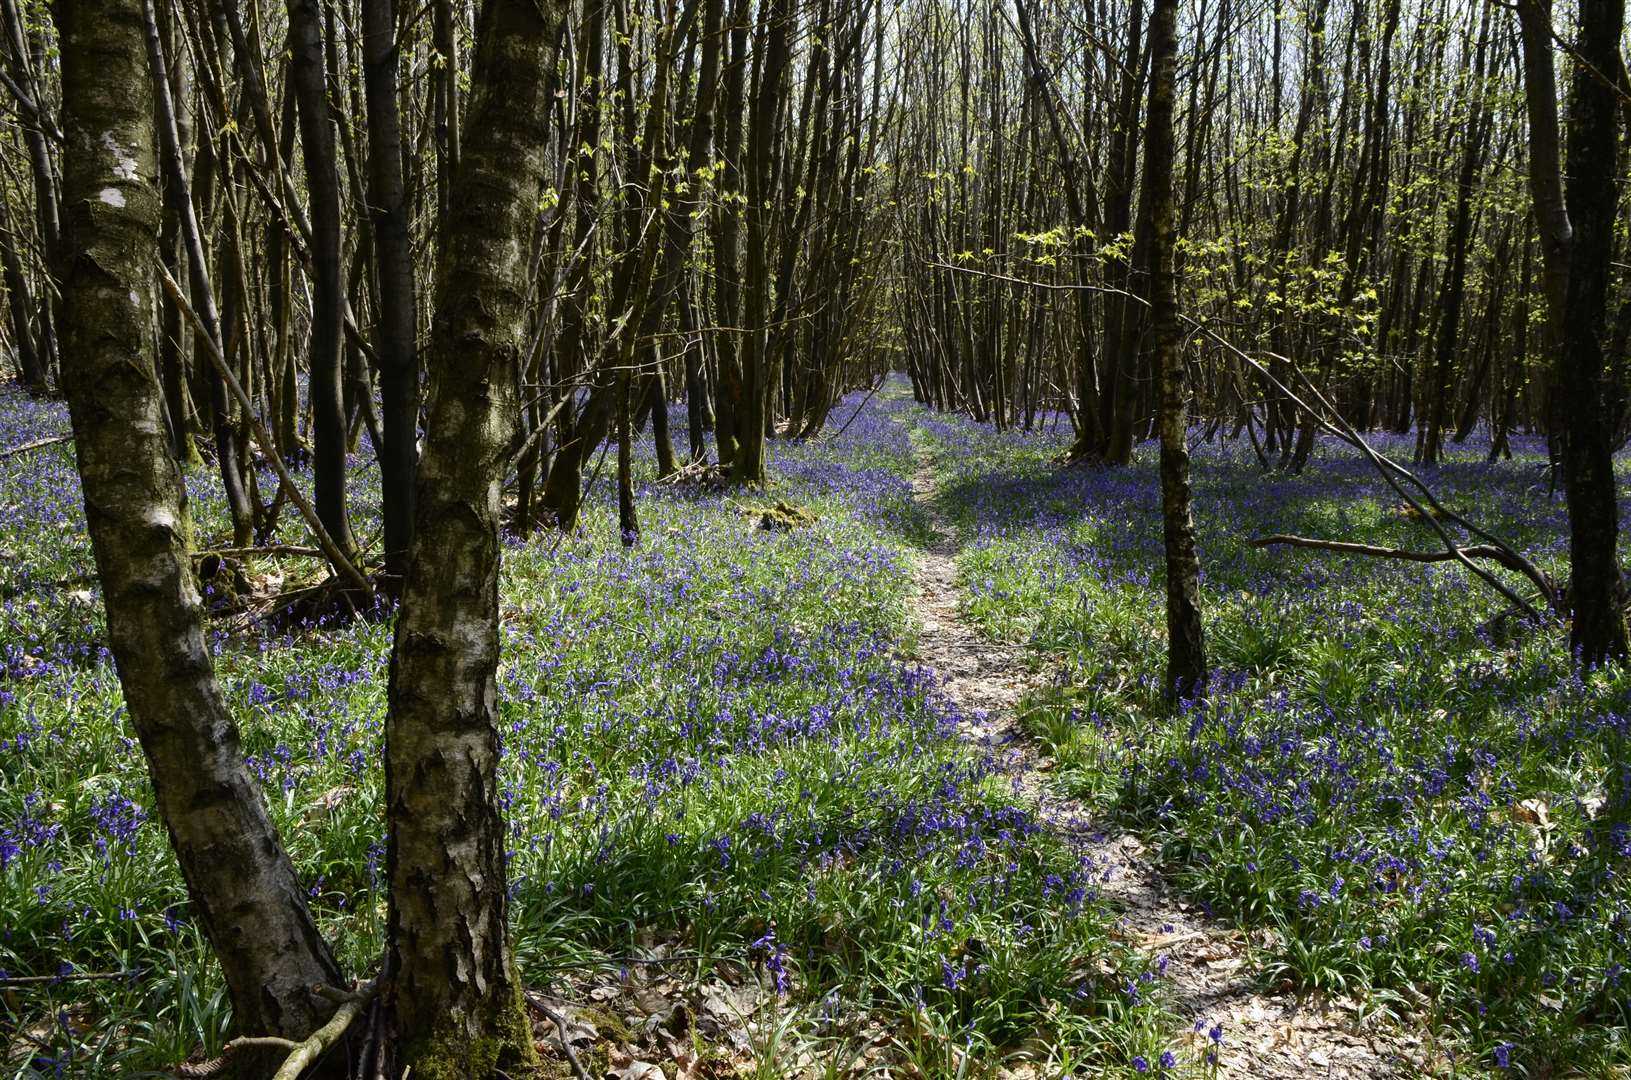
902;436;1434;1079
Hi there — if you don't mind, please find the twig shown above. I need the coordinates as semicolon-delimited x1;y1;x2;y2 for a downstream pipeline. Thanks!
223;1036;303;1052
0;433;72;460
830;376;888;439
197;545;328;560
156;262;372;594
1249;534;1537;576
261;979;377;1080
531;999;592;1080
0;970;136;987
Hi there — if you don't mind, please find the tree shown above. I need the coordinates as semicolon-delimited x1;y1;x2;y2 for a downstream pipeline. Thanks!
362;0;422;579
287;0;361;563
0;183;45;391
1146;0;1206;695
380;0;563;1072
142;0;256;544
1556;0;1629;663
730;0;792;484
57;0;345;1054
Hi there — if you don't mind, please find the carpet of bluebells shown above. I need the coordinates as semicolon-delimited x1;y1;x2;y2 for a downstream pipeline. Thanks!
0;384;1177;1077
919;413;1631;1075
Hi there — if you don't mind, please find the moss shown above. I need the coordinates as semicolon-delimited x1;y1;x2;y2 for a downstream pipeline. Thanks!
747;499;819;531
555;1005;636;1077
575;1005;634;1045
402;981;540;1080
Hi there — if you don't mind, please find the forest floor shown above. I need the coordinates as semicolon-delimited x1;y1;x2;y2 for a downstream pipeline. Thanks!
4;379;1631;1078
903;433;1419;1079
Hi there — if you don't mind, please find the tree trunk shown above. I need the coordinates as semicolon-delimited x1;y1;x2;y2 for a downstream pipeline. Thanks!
288;0;361;563
1421;0;1491;464
2;0;60;383
1516;0;1570;337
143;0;255;543
1557;0;1629;664
363;0;421;579
731;0;791;484
712;0;751;470
1146;0;1206;696
381;0;561;1073
58;0;345;1056
0;184;44;391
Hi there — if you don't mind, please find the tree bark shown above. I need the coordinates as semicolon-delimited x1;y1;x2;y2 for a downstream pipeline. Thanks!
1516;0;1570;338
57;0;344;1054
731;0;792;484
0;184;44;391
362;0;421;579
1;0;60;382
1557;0;1629;663
711;0;751;470
288;0;361;563
1420;0;1491;464
1146;0;1206;696
381;0;562;1073
145;0;256;544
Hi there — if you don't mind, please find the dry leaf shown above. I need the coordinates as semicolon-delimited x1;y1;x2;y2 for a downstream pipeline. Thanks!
1513;798;1552;829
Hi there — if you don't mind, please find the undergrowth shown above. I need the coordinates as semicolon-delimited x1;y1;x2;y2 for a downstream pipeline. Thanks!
922;411;1631;1077
0;383;1171;1078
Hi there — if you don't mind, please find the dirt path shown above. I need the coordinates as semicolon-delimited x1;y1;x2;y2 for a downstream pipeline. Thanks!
904;442;1421;1079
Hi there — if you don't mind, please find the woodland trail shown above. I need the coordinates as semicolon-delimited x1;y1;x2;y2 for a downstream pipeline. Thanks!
902;434;1421;1079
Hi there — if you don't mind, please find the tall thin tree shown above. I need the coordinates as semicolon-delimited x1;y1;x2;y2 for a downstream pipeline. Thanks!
1557;0;1629;663
1146;0;1206;695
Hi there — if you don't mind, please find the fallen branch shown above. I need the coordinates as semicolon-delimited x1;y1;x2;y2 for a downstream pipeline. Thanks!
157;263;371;594
530;998;592;1080
0;433;72;460
1250;534;1538;577
829;375;888;439
0;969;135;987
219;979;377;1080
922;258;1560;624
196;545;328;560
656;458;727;487
1190;327;1557;622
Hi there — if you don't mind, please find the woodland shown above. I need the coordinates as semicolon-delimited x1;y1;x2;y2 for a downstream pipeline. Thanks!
1;0;1631;1075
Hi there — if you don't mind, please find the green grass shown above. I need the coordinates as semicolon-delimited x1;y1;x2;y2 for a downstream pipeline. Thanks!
0;386;1175;1078
921;414;1631;1076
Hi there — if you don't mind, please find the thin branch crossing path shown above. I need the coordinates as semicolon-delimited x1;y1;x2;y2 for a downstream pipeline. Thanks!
901;426;1416;1078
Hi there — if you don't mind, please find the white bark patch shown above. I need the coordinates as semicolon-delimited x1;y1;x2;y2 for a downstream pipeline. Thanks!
100;132;140;182
99;187;126;208
129;290;141;307
146;506;178;534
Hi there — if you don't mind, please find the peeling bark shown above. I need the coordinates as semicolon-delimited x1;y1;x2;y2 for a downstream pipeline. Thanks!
57;0;343;1053
382;0;562;1073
